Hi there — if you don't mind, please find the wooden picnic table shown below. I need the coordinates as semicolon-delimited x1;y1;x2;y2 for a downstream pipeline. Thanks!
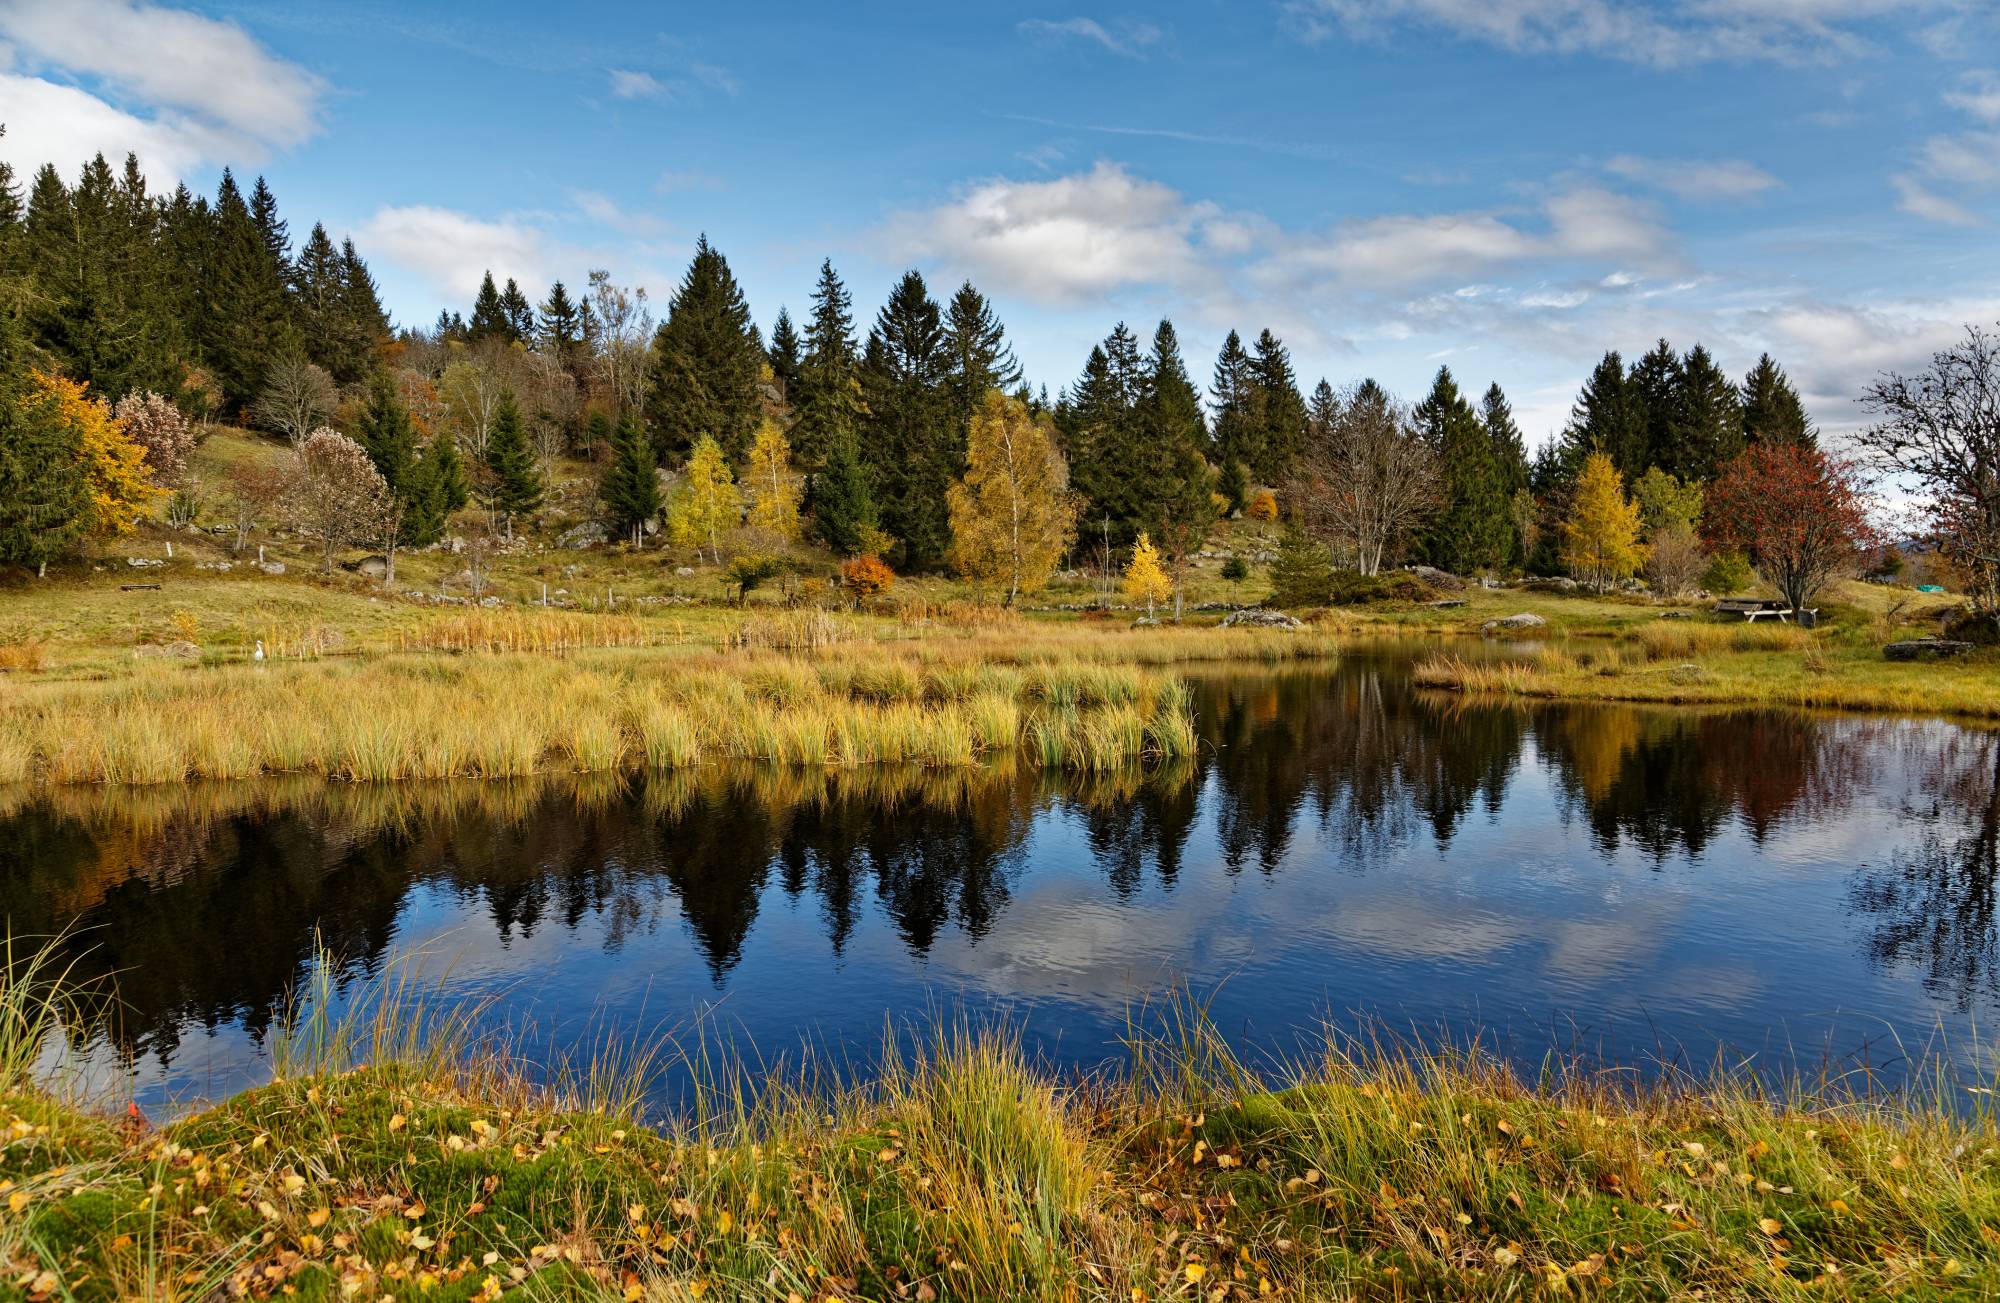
1713;598;1816;624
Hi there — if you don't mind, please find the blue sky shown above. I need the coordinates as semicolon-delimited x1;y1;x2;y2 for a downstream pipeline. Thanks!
2;0;1997;443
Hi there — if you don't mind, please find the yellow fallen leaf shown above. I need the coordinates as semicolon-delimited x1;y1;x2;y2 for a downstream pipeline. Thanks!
388;1114;407;1132
1184;1263;1208;1283
7;1191;27;1213
307;1208;329;1228
1494;1245;1520;1267
1759;1218;1782;1235
717;1209;733;1234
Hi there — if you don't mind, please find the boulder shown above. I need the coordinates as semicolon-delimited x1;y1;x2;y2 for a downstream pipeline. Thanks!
1885;639;1975;661
1221;608;1305;630
350;554;390;579
1482;612;1548;632
1407;565;1466;591
557;521;609;549
257;561;286;575
674;566;697;578
1658;610;1693;620
1131;615;1163;628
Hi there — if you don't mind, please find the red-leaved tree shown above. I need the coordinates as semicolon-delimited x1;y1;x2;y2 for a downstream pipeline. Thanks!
1704;442;1875;617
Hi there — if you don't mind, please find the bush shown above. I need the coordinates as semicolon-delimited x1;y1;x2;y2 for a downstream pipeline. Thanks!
1247;489;1278;522
1328;570;1442;605
1944;608;2000;645
841;553;896;602
1266;529;1334;607
727;552;788;604
1220;555;1250;583
1701;550;1752;595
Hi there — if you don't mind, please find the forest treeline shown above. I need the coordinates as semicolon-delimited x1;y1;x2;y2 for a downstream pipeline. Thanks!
1;144;1994;624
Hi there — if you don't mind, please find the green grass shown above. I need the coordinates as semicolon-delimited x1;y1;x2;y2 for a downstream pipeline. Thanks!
4;945;1998;1301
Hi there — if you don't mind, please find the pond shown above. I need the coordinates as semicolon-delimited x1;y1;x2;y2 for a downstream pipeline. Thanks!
5;648;1998;1115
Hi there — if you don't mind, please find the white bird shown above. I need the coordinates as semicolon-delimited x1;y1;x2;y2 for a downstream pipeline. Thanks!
253;640;266;662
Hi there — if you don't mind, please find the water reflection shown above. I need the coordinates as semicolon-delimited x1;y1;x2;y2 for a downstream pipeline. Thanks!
3;657;1997;1097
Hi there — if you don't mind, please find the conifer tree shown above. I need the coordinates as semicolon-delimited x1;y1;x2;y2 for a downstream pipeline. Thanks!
249;176;291;279
468;272;509;342
1557;351;1645;485
860;269;954;569
1248;328;1307;485
201;169;294;405
1308;379;1339;445
1561;452;1648;593
942;281;1022;441
539;281;585;377
499;278;535;342
1209;330;1258;508
1482;383;1529;497
1140;321;1216;612
806;431;875;553
947;391;1076;604
600;410;663;545
792;261;866;472
399;425;467;551
294;222;343;373
1666;343;1744;483
648;235;763;464
352;373;418;495
1267;525;1335;607
1628;338;1682;477
1417;367;1511;574
766;307;802;396
0;314;88;575
668;434;739;561
1060;324;1148;543
1739;353;1815;449
481;392;542;536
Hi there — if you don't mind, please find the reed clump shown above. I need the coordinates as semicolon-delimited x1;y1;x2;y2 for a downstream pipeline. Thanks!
5;948;1996;1302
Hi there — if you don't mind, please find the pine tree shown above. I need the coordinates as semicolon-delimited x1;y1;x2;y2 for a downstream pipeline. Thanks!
499;278;535;342
1628;338;1682;477
1480;384;1531;567
942;281;1022;441
352;373;418;495
1667;344;1744;483
1267;525;1335;607
667;434;739;561
1308;379;1339;448
1248;328;1307;485
1139;320;1215;613
806;431;875;553
468;272;509;341
600;410;662;545
249;176;291;280
1209;330;1257;508
791;259;865;472
0;313;88;575
947;391;1076;604
766;306;802;396
859;269;954;569
1059;324;1149;544
399;427;466;550
1557;351;1645;485
1561;452;1648;593
1739;353;1815;449
294;222;343;373
201;169;294;406
333;238;389;385
1416;367;1511;574
481;392;542;536
648;235;763;464
539;280;585;376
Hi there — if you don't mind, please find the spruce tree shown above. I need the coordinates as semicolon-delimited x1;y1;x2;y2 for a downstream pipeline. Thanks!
468;271;509;341
1209;330;1258;509
1667;344;1744;482
0;311;88;574
600;410;663;544
1248;328;1307;485
353;373;418;495
481;392;543;536
539;280;585;377
1739;353;1815;449
400;428;466;549
647;234;763;465
807;431;876;554
1060;324;1147;543
1481;383;1532;567
1308;378;1340;448
1139;321;1215;607
1628;339;1681;478
294;222;343;373
942;280;1022;440
766;306;802;396
249;176;291;280
499;277;535;342
859;269;954;569
1557;351;1645;484
201;169;294;406
1417;367;1511;574
792;259;865;472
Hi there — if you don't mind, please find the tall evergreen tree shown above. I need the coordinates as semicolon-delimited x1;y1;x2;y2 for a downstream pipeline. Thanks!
468;272;509;341
481;392;543;535
600;410;663;544
352;373;418;495
249;176;291;279
1666;343;1744;482
331;237;388;384
1060;324;1147;544
859;269;954;569
647;234;763;465
1416;367;1511;574
1308;378;1340;449
1209;330;1258;509
294;222;343;374
1627;338;1682;478
0;310;88;575
806;430;876;554
1481;383;1529;498
941;281;1022;440
792;259;864;471
1248;328;1307;485
766;306;802;396
499;277;535;342
539;280;585;377
201;169;294;406
1141;320;1216;610
1557;351;1646;484
1739;353;1815;450
400;426;467;549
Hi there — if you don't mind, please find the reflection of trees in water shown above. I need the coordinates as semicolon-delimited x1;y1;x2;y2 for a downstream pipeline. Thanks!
8;667;1987;1066
1849;729;2000;1012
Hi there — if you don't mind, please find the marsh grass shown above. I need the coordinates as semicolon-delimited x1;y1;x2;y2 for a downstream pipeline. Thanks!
4;947;1997;1302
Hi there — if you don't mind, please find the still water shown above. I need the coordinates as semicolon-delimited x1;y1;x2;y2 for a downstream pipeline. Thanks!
4;650;1997;1114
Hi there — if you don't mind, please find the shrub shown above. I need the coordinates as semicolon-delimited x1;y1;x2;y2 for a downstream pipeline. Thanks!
1247;489;1278;522
1267;528;1334;607
114;390;197;487
1701;550;1753;595
1220;555;1250;583
726;552;788;604
842;553;896;602
1328;570;1441;605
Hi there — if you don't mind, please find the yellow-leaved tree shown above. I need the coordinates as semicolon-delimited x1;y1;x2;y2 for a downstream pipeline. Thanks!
1123;532;1173;617
25;371;159;537
745;419;802;542
946;391;1077;605
1561;452;1647;593
667;435;739;563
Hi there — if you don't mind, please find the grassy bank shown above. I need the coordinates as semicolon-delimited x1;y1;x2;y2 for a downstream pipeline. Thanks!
0;620;1344;785
1412;622;2000;721
5;953;1998;1301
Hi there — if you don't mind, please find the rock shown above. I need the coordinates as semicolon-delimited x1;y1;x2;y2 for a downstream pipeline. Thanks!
1658;610;1692;620
134;640;199;660
557;521;609;549
257;561;286;575
1522;576;1579;593
1427;598;1467;609
1407;565;1466;591
125;556;163;568
1885;639;1975;661
674;566;697;577
1221;608;1305;630
1131;615;1163;628
479;596;504;608
1482;612;1548;632
349;554;390;578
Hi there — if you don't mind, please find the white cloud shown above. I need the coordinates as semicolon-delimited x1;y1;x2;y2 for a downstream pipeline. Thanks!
889;162;1214;304
1605;155;1782;199
1944;70;2000;122
608;69;667;100
0;0;322;183
359;206;555;305
1917;130;2000;187
0;0;321;148
571;190;671;239
1289;0;1963;66
1017;17;1164;58
1893;173;1982;224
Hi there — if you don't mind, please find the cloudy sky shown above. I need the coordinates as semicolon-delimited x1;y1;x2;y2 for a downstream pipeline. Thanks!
3;0;1996;444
